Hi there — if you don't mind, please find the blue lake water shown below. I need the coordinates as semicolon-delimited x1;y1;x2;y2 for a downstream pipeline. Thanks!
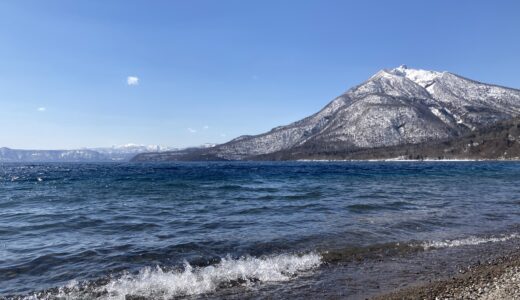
1;162;520;298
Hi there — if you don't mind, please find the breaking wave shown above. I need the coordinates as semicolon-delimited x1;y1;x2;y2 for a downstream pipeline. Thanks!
25;253;322;300
422;233;520;249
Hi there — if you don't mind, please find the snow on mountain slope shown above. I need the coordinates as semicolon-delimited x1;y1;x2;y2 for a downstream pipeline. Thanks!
135;66;520;161
0;148;109;162
209;66;520;159
0;144;177;162
389;65;442;88
427;72;520;130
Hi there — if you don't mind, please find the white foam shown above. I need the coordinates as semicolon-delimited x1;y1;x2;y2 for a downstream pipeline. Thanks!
94;253;321;299
422;233;520;250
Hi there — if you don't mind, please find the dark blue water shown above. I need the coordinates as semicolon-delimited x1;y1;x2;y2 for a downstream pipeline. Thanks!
1;162;520;298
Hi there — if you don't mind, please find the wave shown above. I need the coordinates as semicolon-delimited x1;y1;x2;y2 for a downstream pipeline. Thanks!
422;233;520;249
322;233;520;265
15;233;520;299
24;253;321;300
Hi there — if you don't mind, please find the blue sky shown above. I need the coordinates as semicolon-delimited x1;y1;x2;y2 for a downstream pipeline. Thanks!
1;0;519;149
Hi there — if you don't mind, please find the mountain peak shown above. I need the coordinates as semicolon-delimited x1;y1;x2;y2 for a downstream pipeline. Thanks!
386;65;442;88
395;64;408;71
134;66;520;161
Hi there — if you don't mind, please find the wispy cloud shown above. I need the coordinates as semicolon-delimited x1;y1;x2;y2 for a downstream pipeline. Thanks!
127;76;139;86
37;107;46;112
187;128;197;133
220;133;227;137
203;125;209;130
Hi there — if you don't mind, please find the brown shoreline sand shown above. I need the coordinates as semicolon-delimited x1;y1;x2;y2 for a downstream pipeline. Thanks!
372;250;520;299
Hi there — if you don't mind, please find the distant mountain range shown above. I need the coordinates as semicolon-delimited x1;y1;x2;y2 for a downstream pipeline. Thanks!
133;65;520;161
0;144;178;162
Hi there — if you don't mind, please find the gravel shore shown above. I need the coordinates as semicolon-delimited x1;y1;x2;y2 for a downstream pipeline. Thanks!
373;251;520;299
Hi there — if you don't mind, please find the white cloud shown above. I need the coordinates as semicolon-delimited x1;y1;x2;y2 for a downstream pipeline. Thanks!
127;76;139;86
220;133;227;137
37;107;46;112
187;128;197;133
203;125;209;130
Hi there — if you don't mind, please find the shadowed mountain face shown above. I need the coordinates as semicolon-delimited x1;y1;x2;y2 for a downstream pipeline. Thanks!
254;116;520;161
133;66;520;161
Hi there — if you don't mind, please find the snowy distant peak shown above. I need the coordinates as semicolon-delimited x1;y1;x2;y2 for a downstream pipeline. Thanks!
105;144;176;152
0;144;180;162
387;65;443;88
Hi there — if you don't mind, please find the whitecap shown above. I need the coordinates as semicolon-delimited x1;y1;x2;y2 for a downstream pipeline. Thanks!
99;253;321;299
422;233;519;250
36;252;322;300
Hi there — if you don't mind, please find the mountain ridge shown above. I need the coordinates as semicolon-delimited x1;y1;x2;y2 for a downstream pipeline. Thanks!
133;66;520;161
252;116;520;161
0;144;177;162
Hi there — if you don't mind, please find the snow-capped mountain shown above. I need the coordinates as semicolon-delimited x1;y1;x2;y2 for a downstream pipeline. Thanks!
94;144;174;153
0;148;110;162
134;65;520;161
0;144;177;162
91;144;177;161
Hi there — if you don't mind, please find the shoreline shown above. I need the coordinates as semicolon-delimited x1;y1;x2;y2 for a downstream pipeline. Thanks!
372;245;520;299
296;158;520;162
201;231;520;300
5;234;520;299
